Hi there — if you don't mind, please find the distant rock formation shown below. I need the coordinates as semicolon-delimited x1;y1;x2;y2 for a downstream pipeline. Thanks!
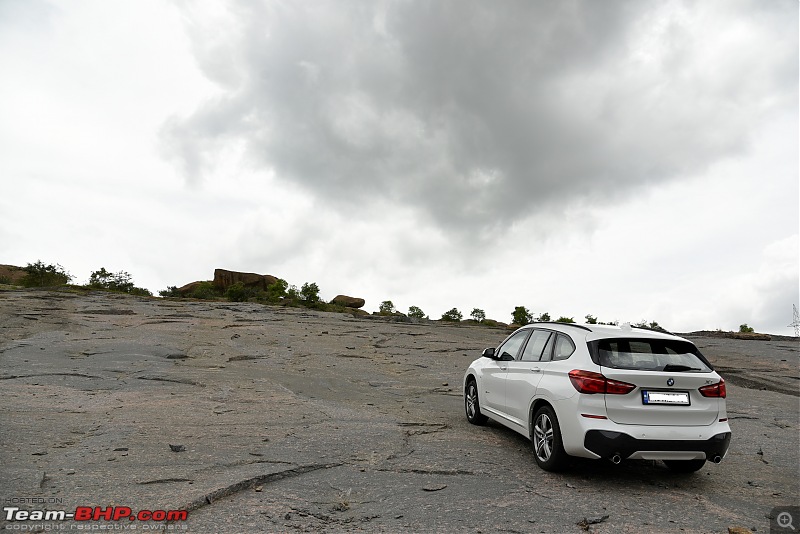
176;281;206;296
331;295;366;309
213;269;279;292
0;264;26;285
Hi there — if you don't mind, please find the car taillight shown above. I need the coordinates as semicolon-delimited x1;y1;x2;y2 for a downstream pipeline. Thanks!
699;378;726;398
569;370;636;395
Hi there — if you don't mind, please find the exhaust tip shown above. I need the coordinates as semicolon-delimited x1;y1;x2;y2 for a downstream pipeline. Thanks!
712;455;722;464
610;454;622;465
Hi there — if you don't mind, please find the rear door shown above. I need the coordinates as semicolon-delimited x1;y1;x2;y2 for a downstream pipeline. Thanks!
596;339;720;426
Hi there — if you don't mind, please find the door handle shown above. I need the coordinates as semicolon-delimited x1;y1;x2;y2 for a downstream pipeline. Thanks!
530;367;541;373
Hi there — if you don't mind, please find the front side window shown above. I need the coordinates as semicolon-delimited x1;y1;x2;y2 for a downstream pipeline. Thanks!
497;330;529;361
592;338;712;372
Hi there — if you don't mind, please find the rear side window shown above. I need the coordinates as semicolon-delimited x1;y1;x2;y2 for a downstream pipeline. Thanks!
553;335;575;361
591;338;712;372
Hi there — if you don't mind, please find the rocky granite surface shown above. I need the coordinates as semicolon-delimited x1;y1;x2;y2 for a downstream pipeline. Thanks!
1;289;797;533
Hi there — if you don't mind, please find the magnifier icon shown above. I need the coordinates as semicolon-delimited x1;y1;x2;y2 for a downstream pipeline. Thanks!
778;511;796;531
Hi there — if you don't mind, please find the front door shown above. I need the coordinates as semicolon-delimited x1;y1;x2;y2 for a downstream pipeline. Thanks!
482;329;530;415
505;329;553;426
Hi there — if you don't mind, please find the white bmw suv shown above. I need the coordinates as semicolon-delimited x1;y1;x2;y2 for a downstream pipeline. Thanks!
463;323;731;472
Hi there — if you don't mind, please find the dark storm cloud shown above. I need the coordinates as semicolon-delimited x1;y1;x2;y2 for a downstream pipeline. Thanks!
163;0;797;233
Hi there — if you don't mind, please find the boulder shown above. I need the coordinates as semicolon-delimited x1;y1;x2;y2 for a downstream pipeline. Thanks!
332;295;365;309
0;264;26;285
176;281;206;296
213;269;279;292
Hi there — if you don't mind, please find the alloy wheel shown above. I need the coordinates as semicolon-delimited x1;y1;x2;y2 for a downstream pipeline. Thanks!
534;413;554;462
466;384;477;419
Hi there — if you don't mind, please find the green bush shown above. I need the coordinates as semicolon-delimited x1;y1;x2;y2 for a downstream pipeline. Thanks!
88;267;151;295
556;316;575;323
470;308;486;322
286;285;300;302
89;268;135;292
537;312;551;322
189;282;217;300
225;282;254;302
265;278;288;302
300;282;320;304
739;324;754;333
159;286;181;298
379;300;396;315
0;275;12;285
408;306;426;319
512;306;532;325
585;314;597;324
440;308;463;322
129;287;153;297
21;261;72;287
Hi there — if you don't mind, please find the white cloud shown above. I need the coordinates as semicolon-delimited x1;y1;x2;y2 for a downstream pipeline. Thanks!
0;0;796;336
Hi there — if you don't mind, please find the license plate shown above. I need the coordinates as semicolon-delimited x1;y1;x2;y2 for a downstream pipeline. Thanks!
642;390;690;405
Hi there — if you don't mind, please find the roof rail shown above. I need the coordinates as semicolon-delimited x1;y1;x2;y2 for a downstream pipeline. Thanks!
528;321;593;332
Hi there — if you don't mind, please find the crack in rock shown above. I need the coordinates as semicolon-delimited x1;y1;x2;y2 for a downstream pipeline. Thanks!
182;463;343;513
0;372;101;380
136;375;205;387
377;468;475;476
137;478;194;485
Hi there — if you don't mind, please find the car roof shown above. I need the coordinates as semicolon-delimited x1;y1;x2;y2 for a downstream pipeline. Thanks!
520;322;689;343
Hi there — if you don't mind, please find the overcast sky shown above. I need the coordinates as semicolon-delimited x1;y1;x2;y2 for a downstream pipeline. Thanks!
1;0;797;335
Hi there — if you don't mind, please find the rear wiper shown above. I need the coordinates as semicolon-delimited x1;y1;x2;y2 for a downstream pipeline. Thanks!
663;364;701;372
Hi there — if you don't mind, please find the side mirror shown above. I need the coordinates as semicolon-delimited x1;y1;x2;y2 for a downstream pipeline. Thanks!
481;347;496;359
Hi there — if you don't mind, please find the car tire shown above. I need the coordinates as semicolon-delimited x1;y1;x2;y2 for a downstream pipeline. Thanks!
531;406;568;471
663;459;706;473
465;379;488;425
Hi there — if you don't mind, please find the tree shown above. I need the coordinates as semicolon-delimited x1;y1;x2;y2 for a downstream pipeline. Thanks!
739;324;754;333
470;308;486;322
441;308;463;322
286;285;300;301
21;261;72;287
513;306;533;325
379;300;396;315
537;312;551;322
556;316;575;323
88;268;135;293
265;278;288;302
408;306;426;319
159;286;180;298
512;306;532;325
300;282;320;304
225;282;251;302
585;314;597;324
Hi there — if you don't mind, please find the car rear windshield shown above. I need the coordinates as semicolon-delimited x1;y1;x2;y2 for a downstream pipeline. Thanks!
589;338;713;372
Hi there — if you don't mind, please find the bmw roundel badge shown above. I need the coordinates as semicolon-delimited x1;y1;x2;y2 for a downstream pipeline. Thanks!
667;378;675;387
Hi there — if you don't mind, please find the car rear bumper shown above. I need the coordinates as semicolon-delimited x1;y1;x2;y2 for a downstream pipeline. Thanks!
584;430;731;461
